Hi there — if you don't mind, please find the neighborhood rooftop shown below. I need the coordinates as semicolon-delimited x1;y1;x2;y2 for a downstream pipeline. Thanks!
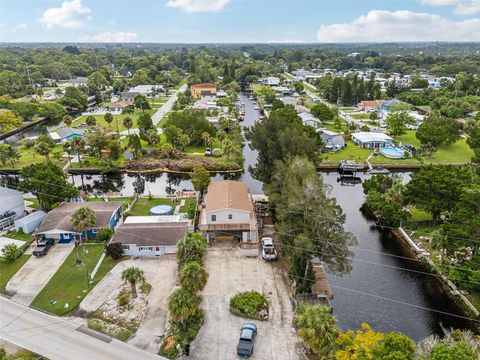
112;222;188;246
204;180;252;212
35;201;123;234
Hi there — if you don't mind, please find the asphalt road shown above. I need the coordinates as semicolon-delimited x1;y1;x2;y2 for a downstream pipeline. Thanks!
0;297;165;360
152;84;187;126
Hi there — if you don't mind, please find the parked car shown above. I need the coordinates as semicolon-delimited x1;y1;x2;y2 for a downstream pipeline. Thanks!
205;147;212;156
33;239;55;256
237;323;257;358
261;237;277;261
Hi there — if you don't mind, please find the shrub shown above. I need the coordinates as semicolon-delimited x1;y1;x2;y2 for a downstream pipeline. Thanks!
178;261;208;293
97;227;114;243
140;282;152;295
117;290;130;307
1;243;21;264
105;242;123;260
230;291;268;320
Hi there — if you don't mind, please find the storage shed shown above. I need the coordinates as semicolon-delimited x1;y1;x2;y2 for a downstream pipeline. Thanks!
15;211;47;234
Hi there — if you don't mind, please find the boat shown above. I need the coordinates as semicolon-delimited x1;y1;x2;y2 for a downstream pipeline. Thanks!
338;160;365;172
369;166;390;175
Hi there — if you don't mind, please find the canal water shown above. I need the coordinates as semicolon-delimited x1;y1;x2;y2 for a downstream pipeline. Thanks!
1;93;473;341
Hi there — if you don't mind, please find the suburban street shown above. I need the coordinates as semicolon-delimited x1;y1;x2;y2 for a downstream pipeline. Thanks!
0;296;165;360
152;84;187;126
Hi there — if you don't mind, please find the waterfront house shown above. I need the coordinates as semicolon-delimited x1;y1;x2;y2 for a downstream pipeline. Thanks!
34;201;122;243
320;129;345;151
199;180;258;243
49;127;84;144
191;83;217;98
351;132;393;149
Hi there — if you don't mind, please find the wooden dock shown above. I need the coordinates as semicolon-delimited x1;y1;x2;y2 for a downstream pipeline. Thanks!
311;259;333;299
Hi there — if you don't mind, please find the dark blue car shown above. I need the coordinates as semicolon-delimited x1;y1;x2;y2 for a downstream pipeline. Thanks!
236;323;257;357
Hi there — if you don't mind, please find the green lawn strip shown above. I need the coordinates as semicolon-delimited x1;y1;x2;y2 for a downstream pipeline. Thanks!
179;197;196;213
129;197;179;216
31;244;117;315
25;197;40;210
72;109;155;132
4;230;32;242
0;145;67;170
350;113;371;120
0;255;30;293
69;155;125;170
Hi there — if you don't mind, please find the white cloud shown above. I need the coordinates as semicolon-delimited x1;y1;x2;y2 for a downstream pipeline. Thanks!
108;18;116;26
80;32;138;42
166;0;230;13
39;0;91;29
11;23;27;32
422;0;480;15
316;10;480;42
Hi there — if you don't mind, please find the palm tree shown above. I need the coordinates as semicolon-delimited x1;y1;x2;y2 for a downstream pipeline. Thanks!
121;266;145;298
123;117;133;136
222;138;233;160
71;206;97;242
201;132;211;148
177;233;208;266
63;115;73;128
70;137;86;163
179;261;208;293
6;146;20;169
104;112;113;128
34;140;53;162
168;287;200;321
86;115;96;127
295;305;339;357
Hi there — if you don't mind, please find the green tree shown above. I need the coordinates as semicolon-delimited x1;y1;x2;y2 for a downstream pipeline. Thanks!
133;94;151;112
19;162;79;211
179;261;208;293
70;137;86;163
63;114;73;127
416;113;461;151
71;206;97;241
373;332;416;360
103;112;113;128
429;342;477;360
190;166;211;192
86;126;109;158
86;115;97;127
177;233;208;266
39;102;66;122
295;305;339;357
0;144;20;168
1;243;21;264
168;287;201;321
123;116;133;136
121;266;145;299
311;103;334;121
34;134;56;162
201;131;211;148
386;112;414;137
0;110;22;134
96;228;114;243
137;112;154;140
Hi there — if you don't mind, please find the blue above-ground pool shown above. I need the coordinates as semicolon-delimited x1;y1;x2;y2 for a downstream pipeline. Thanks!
380;147;405;159
150;205;174;215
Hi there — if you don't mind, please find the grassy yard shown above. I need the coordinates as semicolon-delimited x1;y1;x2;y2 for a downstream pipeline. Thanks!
31;244;118;315
322;141;372;164
25;197;40;210
129;197;179;216
350;113;371;120
179;197;196;213
68;155;125;170
0;256;30;293
72;109;155;132
0;145;67;170
4;230;32;242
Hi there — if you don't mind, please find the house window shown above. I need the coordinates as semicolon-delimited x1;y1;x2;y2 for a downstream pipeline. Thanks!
92;228;99;234
211;215;216;222
228;214;233;220
156;247;160;251
122;245;130;250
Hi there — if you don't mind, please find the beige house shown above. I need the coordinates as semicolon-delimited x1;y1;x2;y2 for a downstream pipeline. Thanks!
199;180;258;243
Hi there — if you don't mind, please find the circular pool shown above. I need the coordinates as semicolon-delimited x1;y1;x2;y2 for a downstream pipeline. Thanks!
150;205;174;215
380;147;405;159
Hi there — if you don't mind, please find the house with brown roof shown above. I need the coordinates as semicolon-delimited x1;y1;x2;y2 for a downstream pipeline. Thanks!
190;83;217;98
359;100;384;112
198;180;258;243
34;201;123;243
112;222;188;257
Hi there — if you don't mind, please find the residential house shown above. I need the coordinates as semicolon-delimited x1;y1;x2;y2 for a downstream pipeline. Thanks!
108;101;133;112
129;85;164;96
320;129;345;151
112;222;188;257
351;132;393;149
259;77;280;87
34;201;123;243
0;187;26;230
49;127;84;144
298;112;321;128
61;77;88;88
199;180;258;243
191;83;217;98
120;91;139;102
359;100;384;112
86;95;96;112
379;99;402;119
406;112;426;130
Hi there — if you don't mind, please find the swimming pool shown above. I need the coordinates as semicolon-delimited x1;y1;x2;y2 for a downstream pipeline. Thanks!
380;146;405;159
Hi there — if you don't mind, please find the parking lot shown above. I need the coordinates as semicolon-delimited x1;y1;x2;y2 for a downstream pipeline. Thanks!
190;245;303;360
6;243;74;306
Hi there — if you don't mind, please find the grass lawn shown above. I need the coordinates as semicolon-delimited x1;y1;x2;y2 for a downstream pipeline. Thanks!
72;109;155;132
322;141;372;164
129;197;179;216
69;155;125;170
179;197;196;213
0;256;30;293
350;113;371;120
25;197;40;210
0;145;67;170
31;244;118;315
320;122;345;132
4;230;32;242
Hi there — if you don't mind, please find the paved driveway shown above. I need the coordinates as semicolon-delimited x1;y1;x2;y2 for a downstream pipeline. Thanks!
79;256;177;353
6;243;74;306
190;246;303;360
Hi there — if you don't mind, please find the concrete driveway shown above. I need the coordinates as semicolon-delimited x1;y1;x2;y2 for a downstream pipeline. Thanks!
190;246;303;360
6;243;74;306
79;256;177;353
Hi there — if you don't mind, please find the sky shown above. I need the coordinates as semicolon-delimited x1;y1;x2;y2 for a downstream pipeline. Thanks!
1;0;480;43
